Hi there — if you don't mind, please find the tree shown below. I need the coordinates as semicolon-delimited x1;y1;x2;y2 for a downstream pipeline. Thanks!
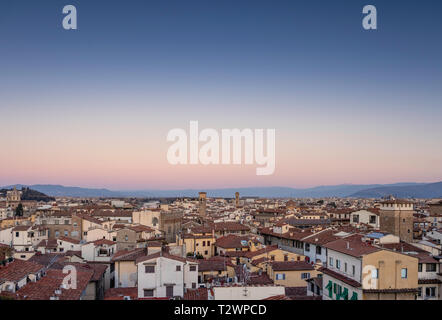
187;252;204;259
15;203;23;217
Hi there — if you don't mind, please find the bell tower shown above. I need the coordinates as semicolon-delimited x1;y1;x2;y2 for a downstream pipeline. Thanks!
198;192;207;217
235;192;240;207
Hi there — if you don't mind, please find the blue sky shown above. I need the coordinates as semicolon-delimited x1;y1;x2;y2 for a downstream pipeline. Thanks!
0;0;441;189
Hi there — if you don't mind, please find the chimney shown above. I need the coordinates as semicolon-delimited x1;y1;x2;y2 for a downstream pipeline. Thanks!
346;241;350;250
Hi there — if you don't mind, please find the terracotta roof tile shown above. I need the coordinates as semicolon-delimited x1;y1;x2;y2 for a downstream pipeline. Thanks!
270;261;315;271
215;234;250;249
0;259;45;283
324;234;381;257
184;288;208;300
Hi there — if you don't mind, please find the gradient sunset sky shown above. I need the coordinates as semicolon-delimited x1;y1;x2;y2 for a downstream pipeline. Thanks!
1;0;441;190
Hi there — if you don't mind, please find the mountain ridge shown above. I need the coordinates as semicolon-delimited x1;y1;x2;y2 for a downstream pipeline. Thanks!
2;182;441;199
350;181;442;198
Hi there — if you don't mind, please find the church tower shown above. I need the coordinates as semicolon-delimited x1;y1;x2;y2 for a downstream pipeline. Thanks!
235;192;240;207
198;192;207;217
6;186;22;209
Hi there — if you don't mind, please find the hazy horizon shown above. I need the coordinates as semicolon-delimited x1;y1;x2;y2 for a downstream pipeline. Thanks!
2;180;440;192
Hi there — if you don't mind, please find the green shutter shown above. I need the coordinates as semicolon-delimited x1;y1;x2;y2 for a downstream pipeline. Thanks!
336;285;342;300
325;281;333;298
350;292;358;300
341;288;349;300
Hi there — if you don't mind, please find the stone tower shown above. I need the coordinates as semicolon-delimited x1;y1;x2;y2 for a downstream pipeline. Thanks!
379;198;414;242
235;192;240;207
198;192;207;217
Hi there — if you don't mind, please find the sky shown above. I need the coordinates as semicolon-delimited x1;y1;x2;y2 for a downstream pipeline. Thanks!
0;0;441;190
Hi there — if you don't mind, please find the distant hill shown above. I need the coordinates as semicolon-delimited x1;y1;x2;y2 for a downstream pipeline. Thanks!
2;185;123;198
350;182;442;199
0;187;55;202
121;183;422;198
3;182;440;199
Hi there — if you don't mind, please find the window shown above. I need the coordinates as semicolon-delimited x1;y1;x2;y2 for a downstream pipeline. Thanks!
125;235;129;241
417;287;422;297
55;220;59;225
207;241;210;246
426;264;437;272
401;268;407;278
64;230;68;236
344;263;347;273
425;287;436;297
305;243;310;252
284;255;288;262
276;273;285;280
353;215;359;223
144;289;154;297
369;216;376;224
301;273;311;279
372;268;379;279
176;265;181;271
64;220;69;225
352;265;355;275
202;241;206;246
316;246;321;255
15;232;19;237
336;260;341;269
329;257;334;267
145;265;155;273
190;265;197;272
204;250;208;255
418;263;422;272
270;255;275;261
192;283;196;289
